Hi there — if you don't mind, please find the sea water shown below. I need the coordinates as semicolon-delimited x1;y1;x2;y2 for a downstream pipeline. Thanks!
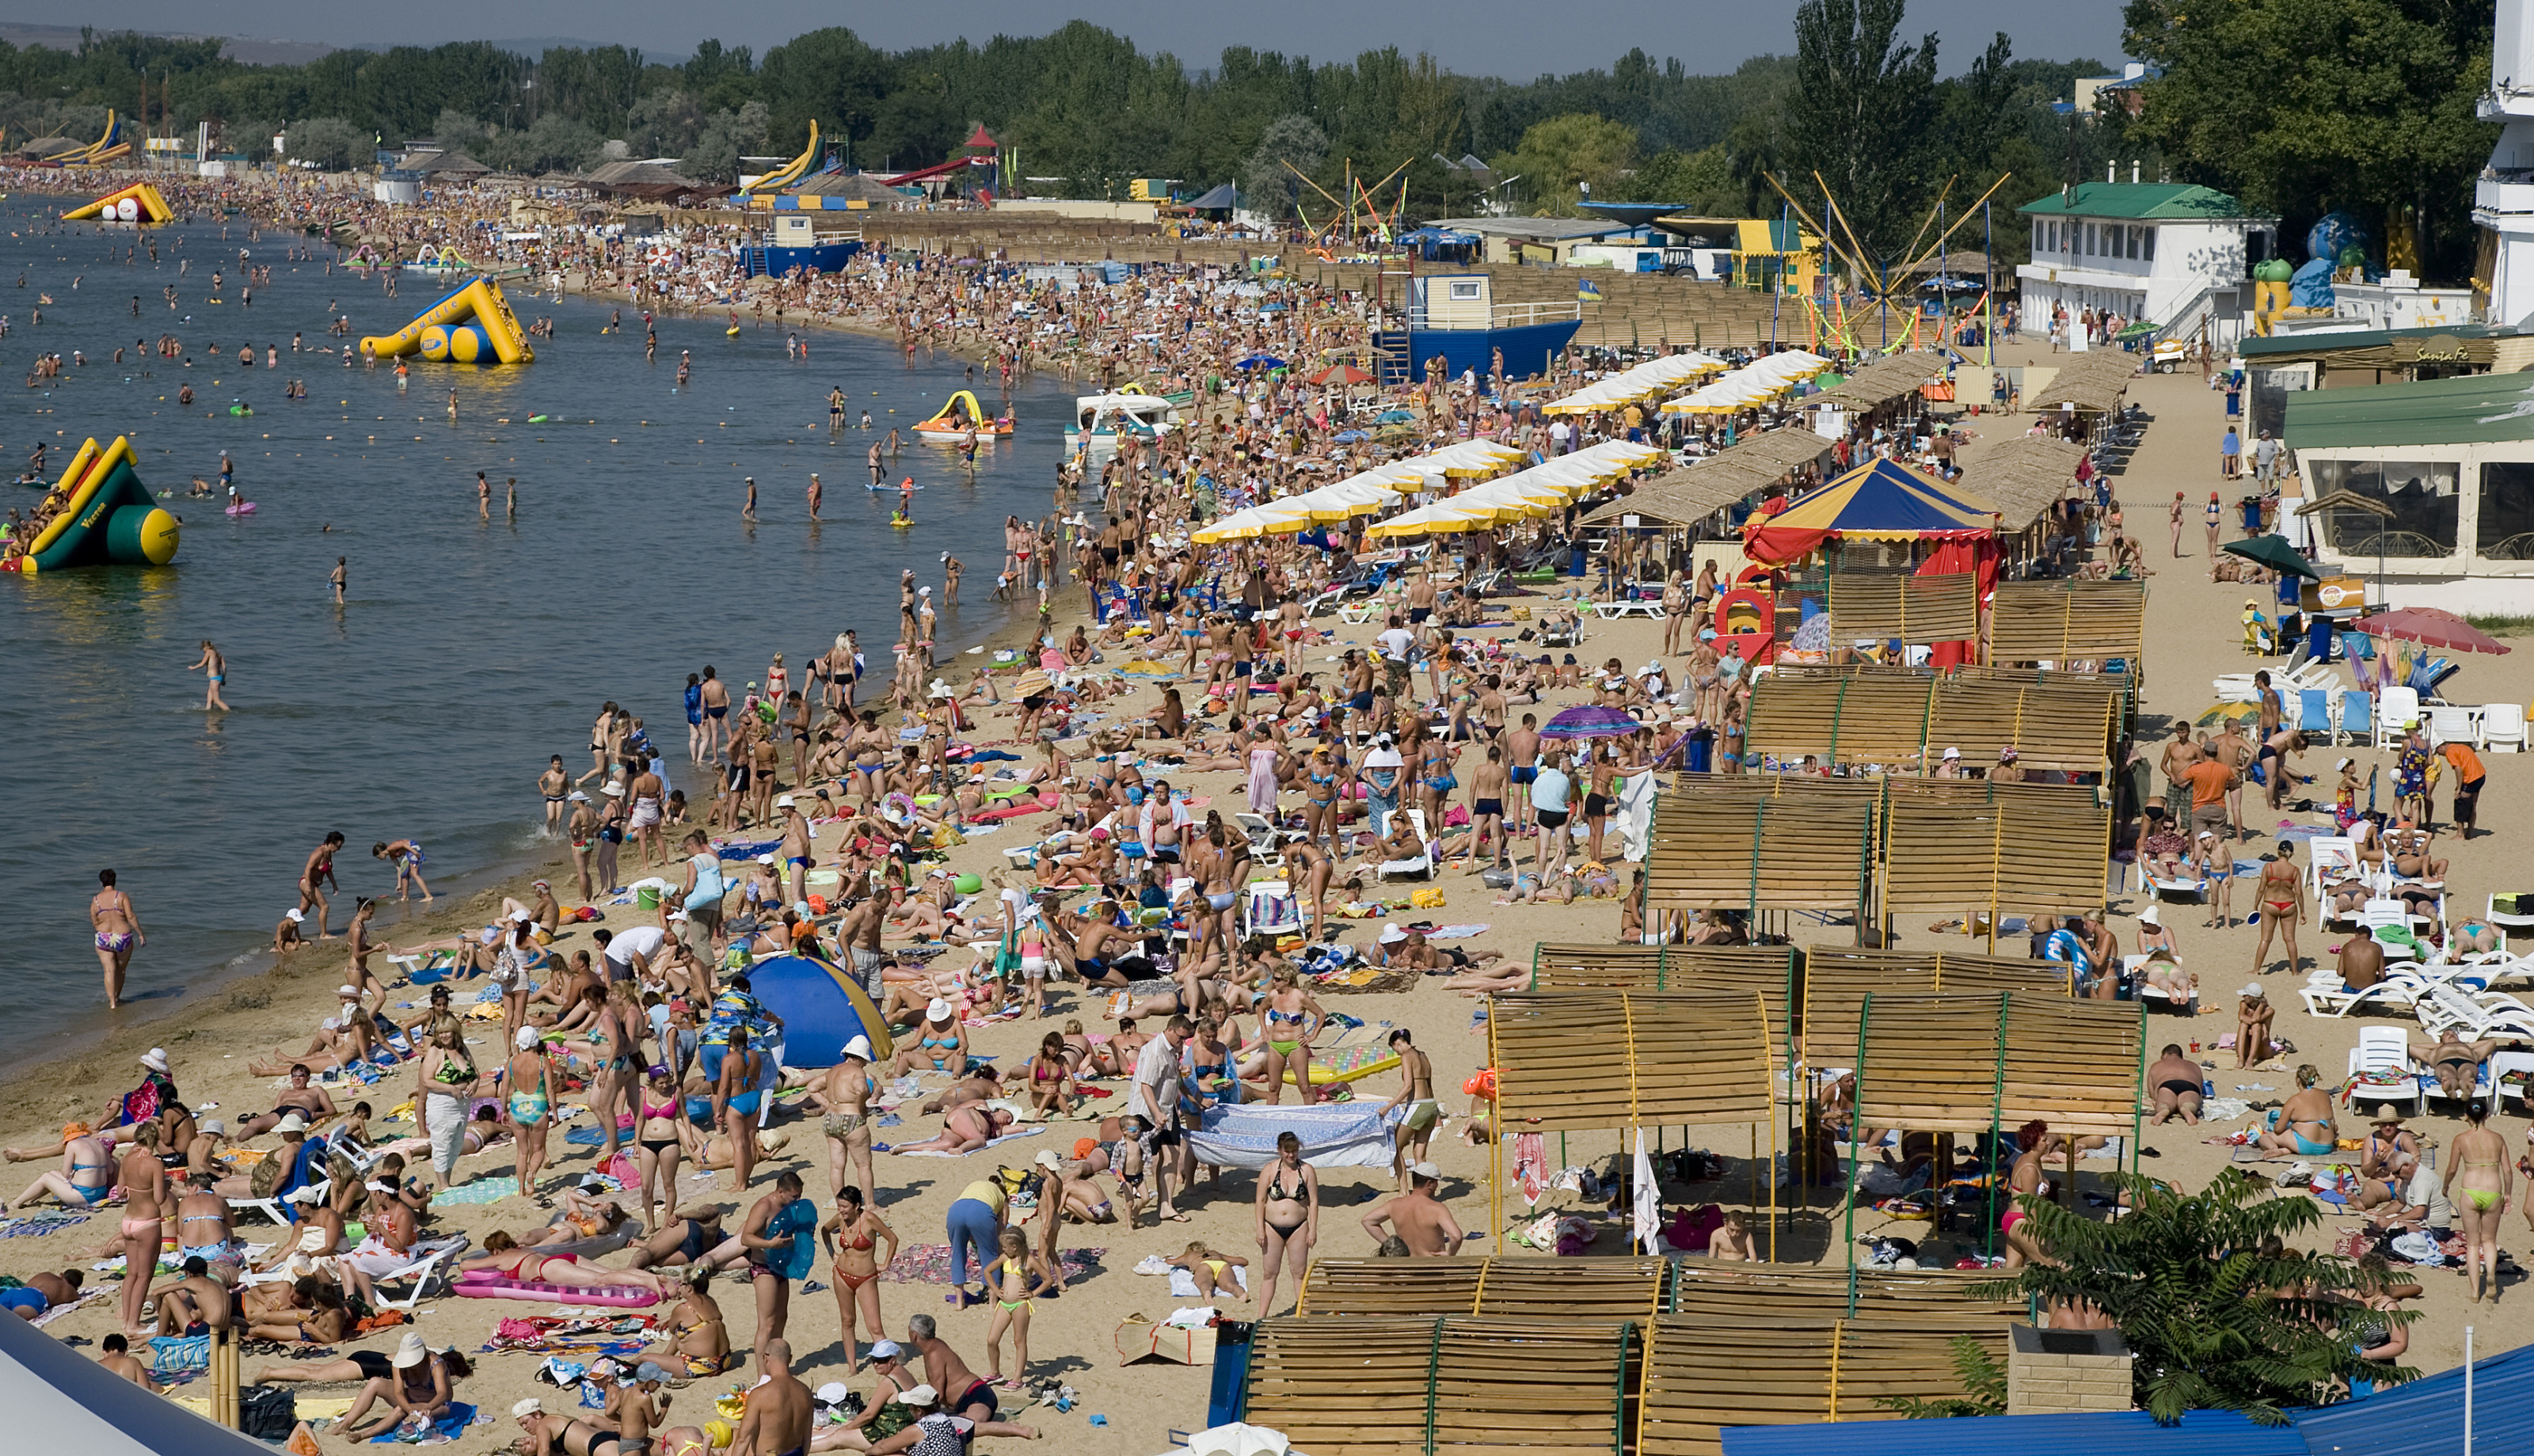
0;203;1074;1047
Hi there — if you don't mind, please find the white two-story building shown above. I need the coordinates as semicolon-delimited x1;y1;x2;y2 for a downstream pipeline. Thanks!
2475;0;2534;322
2015;180;2276;344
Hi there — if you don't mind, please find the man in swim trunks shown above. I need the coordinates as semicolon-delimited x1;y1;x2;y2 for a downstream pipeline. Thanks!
1361;1162;1467;1255
2145;1044;2206;1126
727;1336;810;1456
240;1065;339;1137
1379;1028;1440;1186
907;1313;1005;1428
2409;1029;2504;1101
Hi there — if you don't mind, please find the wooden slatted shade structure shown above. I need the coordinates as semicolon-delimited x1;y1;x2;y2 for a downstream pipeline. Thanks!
1244;1316;1638;1456
1297;1256;1668;1318
1822;571;1980;645
1486;990;1782;1254
2003;994;2150;1139
1528;943;1798;996
1798;947;2069;1066
1877;781;2111;926
1527;943;1665;990
1848;990;2145;1144
1665;1264;2024;1321
1987;579;2148;669
1489;993;1776;1132
1641;788;1877;917
1636;1317;2015;1456
1741;671;1935;770
1921;675;2121;775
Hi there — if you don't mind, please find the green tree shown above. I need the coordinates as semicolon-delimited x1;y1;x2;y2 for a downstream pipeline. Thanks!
478;112;603;174
683;101;770;182
1876;1336;2007;1420
2121;0;2494;279
1978;1173;2416;1424
1613;143;1743;212
1786;0;1939;263
1495;112;1638;215
281;116;363;169
1239;114;1327;220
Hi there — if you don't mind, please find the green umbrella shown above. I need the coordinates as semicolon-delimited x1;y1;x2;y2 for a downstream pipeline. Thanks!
2220;533;2321;581
2116;321;2157;340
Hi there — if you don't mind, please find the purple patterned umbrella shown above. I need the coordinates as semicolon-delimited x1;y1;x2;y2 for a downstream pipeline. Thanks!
1539;704;1644;739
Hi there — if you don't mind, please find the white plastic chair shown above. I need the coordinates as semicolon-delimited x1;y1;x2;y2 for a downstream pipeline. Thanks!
2375;686;2422;748
2347;1025;2424;1114
1373;808;1436;881
2418;983;2534;1042
2483;701;2527;753
2494;1049;2534;1113
2426;705;2479;747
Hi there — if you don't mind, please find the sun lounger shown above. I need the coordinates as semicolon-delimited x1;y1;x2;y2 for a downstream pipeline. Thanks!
2336;688;2372;747
2375;686;2422;748
2347;1026;2424;1115
2494;1049;2534;1114
1374;809;1437;882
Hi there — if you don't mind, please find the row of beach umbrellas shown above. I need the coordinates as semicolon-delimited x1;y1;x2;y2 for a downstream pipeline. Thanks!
1540;352;1728;416
1189;439;1661;545
1658;350;1835;416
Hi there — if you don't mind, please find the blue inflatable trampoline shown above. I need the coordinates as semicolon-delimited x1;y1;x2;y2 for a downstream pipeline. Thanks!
745;954;895;1069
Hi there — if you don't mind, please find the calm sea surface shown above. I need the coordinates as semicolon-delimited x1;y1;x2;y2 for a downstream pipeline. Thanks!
0;201;1071;1048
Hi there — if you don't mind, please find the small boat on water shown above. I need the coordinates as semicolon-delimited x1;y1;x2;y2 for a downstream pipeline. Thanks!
1064;388;1181;454
913;390;1013;443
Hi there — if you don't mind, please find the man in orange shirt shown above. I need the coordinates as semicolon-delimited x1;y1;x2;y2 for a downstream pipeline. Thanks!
2182;755;2236;839
2441;740;2487;836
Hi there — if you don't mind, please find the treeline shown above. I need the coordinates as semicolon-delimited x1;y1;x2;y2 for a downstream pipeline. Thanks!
2;23;2110;244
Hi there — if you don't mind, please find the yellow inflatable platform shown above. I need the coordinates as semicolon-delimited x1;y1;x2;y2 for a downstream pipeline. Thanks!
64;181;172;226
360;277;535;364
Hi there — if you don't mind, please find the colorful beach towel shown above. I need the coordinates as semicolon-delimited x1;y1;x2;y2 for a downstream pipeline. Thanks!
0;1213;92;1240
881;1243;1102;1285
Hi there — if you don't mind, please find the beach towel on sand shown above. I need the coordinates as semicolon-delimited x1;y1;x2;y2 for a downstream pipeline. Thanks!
882;1243;1103;1285
1182;1103;1404;1171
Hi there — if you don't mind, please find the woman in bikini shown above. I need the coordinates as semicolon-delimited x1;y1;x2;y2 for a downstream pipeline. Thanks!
890;1002;970;1079
2448;1101;2513;1302
1999;1120;2060;1271
1022;1033;1076;1118
9;1125;114;1211
820;1046;881;1211
504;1027;557;1207
115;1122;169;1335
2248;838;2305;979
1299;743;1343;848
1255;966;1322;1107
458;1230;668;1298
2254;1065;2338;1157
1253;1130;1318;1316
1166;1239;1250;1302
818;1184;897;1374
631;1068;694;1235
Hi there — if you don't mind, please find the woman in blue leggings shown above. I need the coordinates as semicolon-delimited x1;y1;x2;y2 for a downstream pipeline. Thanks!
943;1178;1009;1306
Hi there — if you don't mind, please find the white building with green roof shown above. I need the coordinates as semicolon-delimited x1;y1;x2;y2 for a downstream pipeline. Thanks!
2016;181;2277;345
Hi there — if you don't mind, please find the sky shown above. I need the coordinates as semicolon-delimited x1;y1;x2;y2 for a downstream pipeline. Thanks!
44;1;2130;78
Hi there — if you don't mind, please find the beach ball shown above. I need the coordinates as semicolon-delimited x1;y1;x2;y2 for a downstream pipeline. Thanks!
953;872;983;895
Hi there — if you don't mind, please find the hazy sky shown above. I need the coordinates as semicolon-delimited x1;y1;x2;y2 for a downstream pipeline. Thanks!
64;1;2129;77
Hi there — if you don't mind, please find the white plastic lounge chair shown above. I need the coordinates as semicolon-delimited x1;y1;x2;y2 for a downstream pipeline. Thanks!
1373;808;1436;881
2375;686;2422;748
2426;705;2479;748
2494;1049;2534;1114
2418;983;2534;1042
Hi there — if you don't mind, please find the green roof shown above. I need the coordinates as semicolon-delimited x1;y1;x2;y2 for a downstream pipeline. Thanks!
2016;182;2258;221
2282;371;2534;450
2243;322;2505;359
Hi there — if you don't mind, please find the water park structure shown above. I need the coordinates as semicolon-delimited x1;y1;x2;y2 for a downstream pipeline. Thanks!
63;181;173;226
914;390;1014;441
5;435;181;572
360;277;535;364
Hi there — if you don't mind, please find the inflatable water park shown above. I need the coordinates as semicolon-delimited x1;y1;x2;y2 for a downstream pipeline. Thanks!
915;390;1013;441
360;276;535;364
4;435;181;572
63;180;173;226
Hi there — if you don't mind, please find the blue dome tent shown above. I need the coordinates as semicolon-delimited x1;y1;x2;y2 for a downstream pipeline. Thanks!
748;955;895;1068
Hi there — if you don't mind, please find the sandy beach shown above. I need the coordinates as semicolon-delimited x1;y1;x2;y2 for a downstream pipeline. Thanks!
11;230;2534;1453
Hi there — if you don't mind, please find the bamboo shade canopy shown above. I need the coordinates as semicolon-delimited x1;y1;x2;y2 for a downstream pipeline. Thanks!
1490;992;1776;1131
1665;1265;2024;1321
1298;1257;1668;1319
2028;352;2137;415
1741;671;1935;770
1808;352;1945;412
1878;785;2111;919
1581;429;1835;527
1972;435;2090;530
1988;580;2148;666
1637;1317;2014;1456
1920;678;2120;775
1642;791;1876;914
1245;1316;1638;1456
1822;571;1980;645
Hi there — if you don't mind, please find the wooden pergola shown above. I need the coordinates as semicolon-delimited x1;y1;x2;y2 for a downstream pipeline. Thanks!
1243;1315;1638;1456
1638;1317;2016;1455
1740;667;2121;777
1821;570;1980;647
1296;1256;1668;1319
1987;579;2148;674
1877;781;2114;943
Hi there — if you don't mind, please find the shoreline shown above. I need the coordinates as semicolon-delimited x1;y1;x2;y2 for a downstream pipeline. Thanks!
0;564;1075;1146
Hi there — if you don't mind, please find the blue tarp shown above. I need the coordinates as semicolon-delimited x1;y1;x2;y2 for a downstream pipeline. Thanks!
1721;1408;2304;1456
